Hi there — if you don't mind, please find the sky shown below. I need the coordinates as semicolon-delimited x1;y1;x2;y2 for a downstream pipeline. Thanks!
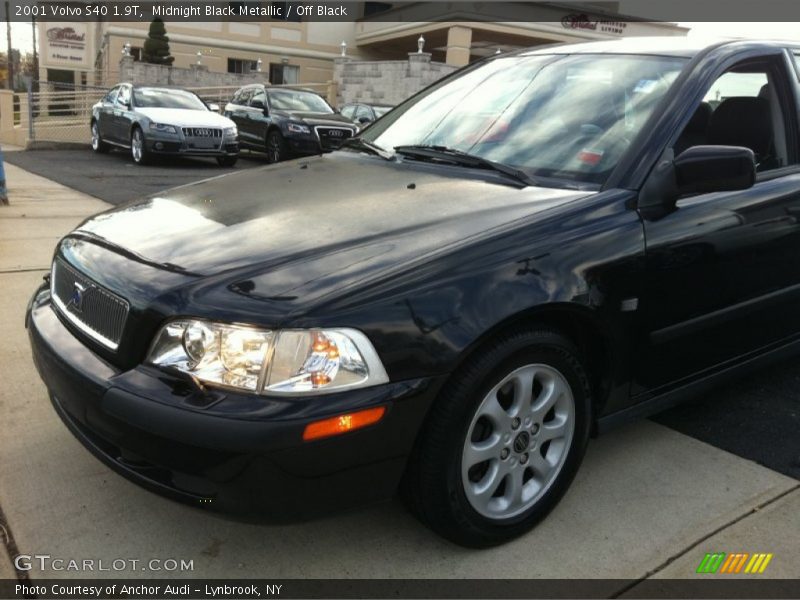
5;20;800;57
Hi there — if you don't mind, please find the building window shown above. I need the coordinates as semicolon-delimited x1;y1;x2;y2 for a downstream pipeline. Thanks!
130;47;142;62
269;63;298;85
228;58;259;74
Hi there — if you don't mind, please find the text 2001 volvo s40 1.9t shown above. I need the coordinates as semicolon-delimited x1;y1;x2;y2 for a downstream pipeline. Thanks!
28;38;800;546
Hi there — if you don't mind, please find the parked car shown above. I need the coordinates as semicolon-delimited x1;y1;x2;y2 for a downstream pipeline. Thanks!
28;38;800;547
340;102;393;126
91;84;239;166
224;85;357;163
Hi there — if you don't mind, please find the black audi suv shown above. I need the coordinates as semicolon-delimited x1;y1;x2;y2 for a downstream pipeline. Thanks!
224;85;357;163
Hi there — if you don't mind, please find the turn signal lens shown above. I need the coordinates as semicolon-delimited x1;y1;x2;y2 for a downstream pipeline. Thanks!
302;406;386;441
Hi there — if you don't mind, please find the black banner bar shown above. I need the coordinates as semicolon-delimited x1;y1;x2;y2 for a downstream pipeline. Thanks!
6;0;800;23
1;579;800;600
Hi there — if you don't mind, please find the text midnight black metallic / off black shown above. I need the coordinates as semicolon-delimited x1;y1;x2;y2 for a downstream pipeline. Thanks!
28;37;800;547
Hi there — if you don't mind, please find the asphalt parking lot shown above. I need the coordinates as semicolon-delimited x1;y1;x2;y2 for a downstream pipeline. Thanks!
0;157;798;589
3;148;267;205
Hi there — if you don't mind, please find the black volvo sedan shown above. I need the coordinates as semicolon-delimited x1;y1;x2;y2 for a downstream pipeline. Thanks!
27;38;800;547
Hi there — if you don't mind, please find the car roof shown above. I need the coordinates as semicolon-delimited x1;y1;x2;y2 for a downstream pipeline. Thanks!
519;36;800;59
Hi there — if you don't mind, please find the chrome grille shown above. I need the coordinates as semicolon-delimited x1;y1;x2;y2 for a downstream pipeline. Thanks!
181;127;222;138
315;126;353;150
51;258;129;350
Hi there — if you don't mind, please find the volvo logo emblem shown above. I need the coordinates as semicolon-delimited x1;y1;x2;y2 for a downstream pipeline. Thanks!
67;282;87;312
513;431;530;454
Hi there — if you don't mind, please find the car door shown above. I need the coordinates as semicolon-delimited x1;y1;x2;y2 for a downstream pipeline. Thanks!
227;88;253;146
97;86;119;140
247;88;271;146
110;84;133;144
636;51;800;394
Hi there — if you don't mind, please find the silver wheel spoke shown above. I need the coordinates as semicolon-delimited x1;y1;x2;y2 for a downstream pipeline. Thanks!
532;376;566;419
539;416;569;443
512;368;535;413
480;391;511;428
463;434;502;468
528;450;553;477
468;460;504;512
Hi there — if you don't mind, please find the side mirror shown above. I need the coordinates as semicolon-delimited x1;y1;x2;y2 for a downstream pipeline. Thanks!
674;145;755;196
358;116;372;125
207;102;220;113
639;145;757;220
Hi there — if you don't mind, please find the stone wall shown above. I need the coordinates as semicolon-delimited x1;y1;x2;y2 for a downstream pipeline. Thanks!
119;55;267;88
333;53;457;107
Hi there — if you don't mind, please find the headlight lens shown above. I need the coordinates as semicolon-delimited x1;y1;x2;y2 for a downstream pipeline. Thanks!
147;320;388;395
223;126;237;138
149;122;177;134
287;123;311;134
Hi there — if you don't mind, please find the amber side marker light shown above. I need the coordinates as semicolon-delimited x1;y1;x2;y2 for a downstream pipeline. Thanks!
302;406;386;441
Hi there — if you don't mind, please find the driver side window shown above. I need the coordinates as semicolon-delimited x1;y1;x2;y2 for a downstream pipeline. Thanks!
674;57;796;172
116;86;131;108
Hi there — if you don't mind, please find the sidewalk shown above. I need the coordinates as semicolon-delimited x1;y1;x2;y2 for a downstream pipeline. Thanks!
0;162;797;586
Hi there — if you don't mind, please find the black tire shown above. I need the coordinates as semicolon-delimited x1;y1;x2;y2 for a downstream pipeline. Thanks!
401;328;592;547
130;127;150;165
216;155;238;167
90;121;110;153
266;130;289;164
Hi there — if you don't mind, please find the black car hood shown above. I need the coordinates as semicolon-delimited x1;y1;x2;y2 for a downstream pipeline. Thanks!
75;152;592;304
275;110;354;126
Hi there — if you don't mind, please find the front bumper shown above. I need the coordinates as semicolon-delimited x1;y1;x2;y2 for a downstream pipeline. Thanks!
26;286;441;519
145;130;238;157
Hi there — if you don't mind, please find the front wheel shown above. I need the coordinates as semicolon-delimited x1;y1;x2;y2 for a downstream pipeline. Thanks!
401;328;592;547
130;127;150;165
216;155;238;167
91;121;110;153
266;130;289;164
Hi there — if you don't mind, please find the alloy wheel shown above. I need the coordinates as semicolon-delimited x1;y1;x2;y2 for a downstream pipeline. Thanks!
91;123;99;151
131;129;143;163
461;363;575;520
267;136;281;163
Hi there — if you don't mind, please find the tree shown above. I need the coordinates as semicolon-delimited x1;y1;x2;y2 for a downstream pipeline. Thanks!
142;18;174;65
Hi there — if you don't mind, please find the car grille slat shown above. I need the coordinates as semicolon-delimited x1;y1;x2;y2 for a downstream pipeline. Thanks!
315;126;353;150
51;258;129;350
181;127;222;138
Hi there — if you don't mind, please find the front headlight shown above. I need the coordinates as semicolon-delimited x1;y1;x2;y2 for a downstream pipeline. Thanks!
149;122;177;134
223;126;237;138
287;123;311;134
147;320;388;395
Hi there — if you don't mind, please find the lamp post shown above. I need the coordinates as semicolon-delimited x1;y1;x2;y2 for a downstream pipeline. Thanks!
340;40;347;57
196;51;202;66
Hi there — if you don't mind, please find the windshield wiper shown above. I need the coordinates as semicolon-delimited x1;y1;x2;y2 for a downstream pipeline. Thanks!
341;137;395;161
393;145;538;187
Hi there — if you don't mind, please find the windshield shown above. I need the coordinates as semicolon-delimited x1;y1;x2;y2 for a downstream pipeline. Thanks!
267;89;334;113
362;53;687;186
133;88;208;110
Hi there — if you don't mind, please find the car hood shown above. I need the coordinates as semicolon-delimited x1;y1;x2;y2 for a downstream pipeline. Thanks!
74;152;592;306
134;107;234;128
275;110;355;127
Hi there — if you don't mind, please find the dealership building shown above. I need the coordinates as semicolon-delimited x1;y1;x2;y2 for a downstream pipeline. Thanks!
37;2;686;89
